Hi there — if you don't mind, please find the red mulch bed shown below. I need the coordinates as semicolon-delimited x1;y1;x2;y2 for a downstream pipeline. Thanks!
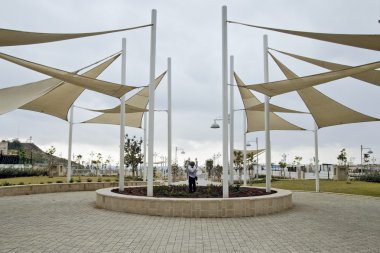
111;185;276;198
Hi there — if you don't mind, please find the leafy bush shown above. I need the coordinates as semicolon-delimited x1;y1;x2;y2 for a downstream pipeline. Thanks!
125;175;143;181
18;182;24;185
2;181;12;186
358;172;380;183
69;178;74;183
0;167;48;178
105;179;111;182
97;178;102;182
47;181;52;184
87;178;92;182
56;180;63;183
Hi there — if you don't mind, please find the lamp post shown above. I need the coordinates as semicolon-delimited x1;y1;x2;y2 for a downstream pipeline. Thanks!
246;137;259;181
361;145;373;165
175;147;185;164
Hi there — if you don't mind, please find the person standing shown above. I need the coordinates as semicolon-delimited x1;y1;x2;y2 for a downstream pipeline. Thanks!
188;159;198;193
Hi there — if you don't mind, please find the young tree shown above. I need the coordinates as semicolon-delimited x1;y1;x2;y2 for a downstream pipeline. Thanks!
171;163;179;182
279;161;287;177
233;150;243;182
205;159;213;180
337;148;348;166
124;135;143;178
46;146;56;177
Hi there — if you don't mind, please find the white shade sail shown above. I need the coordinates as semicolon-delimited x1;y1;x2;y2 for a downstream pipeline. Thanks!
0;25;151;46
20;54;121;120
228;21;380;51
245;60;380;97
235;73;305;132
82;71;166;128
270;52;380;128
246;103;307;114
0;52;136;98
0;53;120;117
270;48;380;87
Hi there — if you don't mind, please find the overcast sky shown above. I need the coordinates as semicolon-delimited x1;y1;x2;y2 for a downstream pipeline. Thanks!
1;0;379;167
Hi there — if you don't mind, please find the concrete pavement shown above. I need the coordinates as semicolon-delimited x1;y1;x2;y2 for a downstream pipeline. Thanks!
0;191;379;252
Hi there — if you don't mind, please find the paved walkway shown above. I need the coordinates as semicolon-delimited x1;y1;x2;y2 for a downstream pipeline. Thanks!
0;191;379;253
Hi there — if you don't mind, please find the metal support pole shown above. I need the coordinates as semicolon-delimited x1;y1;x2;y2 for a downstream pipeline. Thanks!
314;122;320;192
143;115;147;181
168;57;173;185
147;9;157;197
263;35;271;193
119;38;126;191
256;137;259;180
67;105;74;183
222;6;229;198
243;113;247;186
229;55;234;185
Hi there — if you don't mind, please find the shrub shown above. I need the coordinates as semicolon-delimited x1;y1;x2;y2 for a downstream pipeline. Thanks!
105;179;111;182
2;181;12;186
0;167;48;178
97;178;102;182
18;182;24;185
125;175;143;181
69;178;74;183
358;172;380;183
56;180;63;183
87;178;92;182
47;181;52;184
40;182;44;184
76;178;82;183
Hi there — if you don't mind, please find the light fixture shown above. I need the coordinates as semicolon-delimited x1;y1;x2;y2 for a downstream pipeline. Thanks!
210;118;222;129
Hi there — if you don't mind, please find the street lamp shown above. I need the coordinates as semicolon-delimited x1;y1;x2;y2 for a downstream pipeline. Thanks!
175;146;185;164
246;137;259;180
361;145;373;166
210;118;222;129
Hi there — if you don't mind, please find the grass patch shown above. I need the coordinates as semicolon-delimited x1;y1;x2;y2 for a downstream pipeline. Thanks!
254;179;380;197
0;176;119;185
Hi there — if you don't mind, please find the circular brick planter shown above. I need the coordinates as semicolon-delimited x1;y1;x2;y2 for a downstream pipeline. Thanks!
96;187;292;218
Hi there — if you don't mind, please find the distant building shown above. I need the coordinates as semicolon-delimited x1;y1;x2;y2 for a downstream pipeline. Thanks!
0;141;8;155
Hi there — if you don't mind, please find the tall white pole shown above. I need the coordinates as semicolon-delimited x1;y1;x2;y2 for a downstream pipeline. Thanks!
229;55;234;185
143;115;147;181
243;113;247;186
119;38;126;191
256;137;259;179
168;57;173;185
222;6;229;198
67;105;74;183
263;35;271;193
314;122;320;192
147;9;157;197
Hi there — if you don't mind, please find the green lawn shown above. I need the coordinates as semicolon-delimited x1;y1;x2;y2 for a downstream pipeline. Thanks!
255;179;380;197
0;176;118;185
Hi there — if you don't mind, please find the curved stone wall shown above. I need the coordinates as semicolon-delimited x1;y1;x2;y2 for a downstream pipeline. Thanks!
96;187;292;218
0;181;147;197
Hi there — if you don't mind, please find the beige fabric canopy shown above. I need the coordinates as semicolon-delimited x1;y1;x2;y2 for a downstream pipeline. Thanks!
228;21;380;51
0;78;62;115
0;53;120;117
20;54;121;120
245;60;380;97
246;103;307;113
0;52;136;98
270;48;380;87
270;53;380;128
82;71;166;128
235;73;305;132
0;25;151;46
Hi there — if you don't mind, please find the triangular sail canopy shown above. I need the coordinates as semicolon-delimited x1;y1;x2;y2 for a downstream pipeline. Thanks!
0;25;151;46
235;73;305;132
245;60;380;97
19;54;121;120
82;72;166;128
246;103;307;113
0;52;136;98
0;78;62;115
228;21;380;51
270;48;380;88
269;53;380;128
0;53;120;117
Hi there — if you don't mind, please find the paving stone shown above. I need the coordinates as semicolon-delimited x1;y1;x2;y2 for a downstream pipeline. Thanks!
0;191;379;252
